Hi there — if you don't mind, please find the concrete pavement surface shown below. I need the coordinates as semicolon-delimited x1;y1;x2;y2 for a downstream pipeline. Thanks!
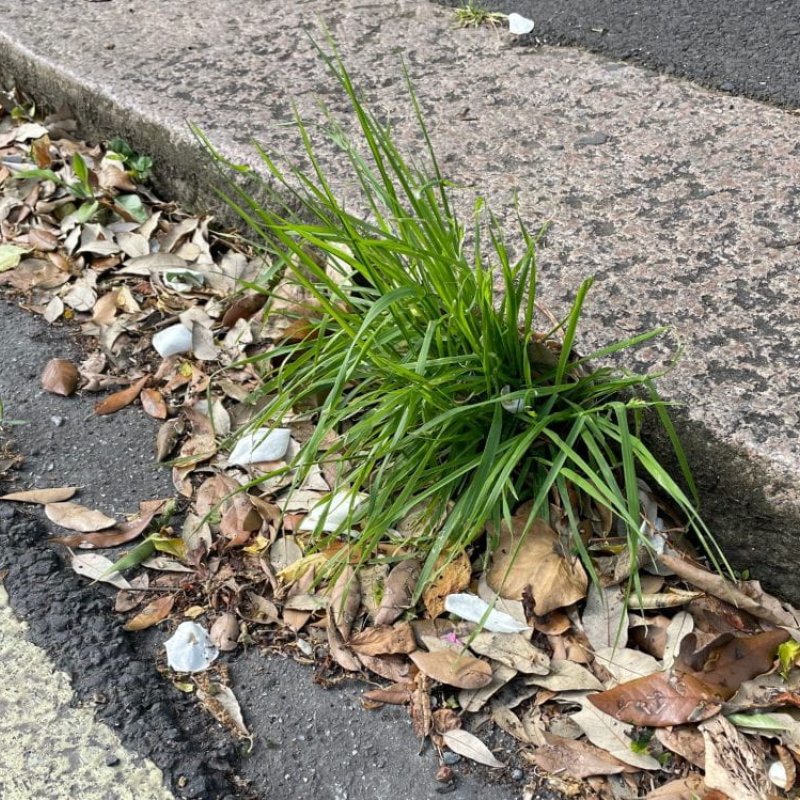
0;0;800;797
439;0;800;108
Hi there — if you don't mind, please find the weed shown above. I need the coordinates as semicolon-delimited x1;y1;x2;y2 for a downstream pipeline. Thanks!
453;2;507;28
198;39;726;598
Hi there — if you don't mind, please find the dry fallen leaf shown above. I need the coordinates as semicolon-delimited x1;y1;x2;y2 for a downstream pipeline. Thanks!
422;551;471;619
1;486;78;504
528;733;634;779
49;509;156;549
589;671;723;727
487;507;587;614
124;594;175;631
700;714;772;800
409;649;493;689
70;552;131;590
442;729;504;768
374;559;421;626
468;632;550;675
94;374;149;416
210;612;240;651
329;566;361;640
45;501;116;532
41;358;79;396
197;684;251;740
362;683;414;706
140;388;168;419
349;622;417;656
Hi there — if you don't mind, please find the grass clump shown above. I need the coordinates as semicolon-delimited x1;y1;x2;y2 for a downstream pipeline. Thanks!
453;2;507;28
199;40;725;598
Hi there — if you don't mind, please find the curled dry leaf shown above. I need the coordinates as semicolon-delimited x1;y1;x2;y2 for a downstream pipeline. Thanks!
422;551;471;619
140;388;168;419
676;629;790;699
329;566;361;639
70;552;131;590
50;508;156;549
94;374;149;416
210;612;240;651
349;622;417;656
441;729;504;768
326;612;361;672
219;494;261;547
486;509;587;615
1;486;77;504
409;649;493;689
588;671;723;727
197;684;251;740
527;733;635;779
124;594;175;631
700;714;772;800
468;632;550;675
655;725;706;769
374;559;421;626
41;358;79;396
45;501;116;532
357;652;414;683
525;660;604;693
155;417;185;462
459;662;518;713
362;682;414;706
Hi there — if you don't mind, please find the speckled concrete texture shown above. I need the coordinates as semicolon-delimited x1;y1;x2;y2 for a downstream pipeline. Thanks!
1;0;800;597
0;585;173;800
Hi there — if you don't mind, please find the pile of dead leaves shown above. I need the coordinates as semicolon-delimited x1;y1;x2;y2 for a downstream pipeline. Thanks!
4;88;800;800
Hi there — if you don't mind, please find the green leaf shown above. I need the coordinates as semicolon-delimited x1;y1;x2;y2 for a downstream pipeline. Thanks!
0;244;30;272
115;193;148;223
726;712;793;731
779;639;800;679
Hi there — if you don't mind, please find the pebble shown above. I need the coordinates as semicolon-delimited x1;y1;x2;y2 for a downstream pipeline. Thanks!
50;415;65;427
512;768;524;781
105;754;120;767
575;131;609;147
442;751;461;765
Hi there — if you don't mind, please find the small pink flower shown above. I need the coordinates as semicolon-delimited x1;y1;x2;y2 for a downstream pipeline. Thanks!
442;631;461;645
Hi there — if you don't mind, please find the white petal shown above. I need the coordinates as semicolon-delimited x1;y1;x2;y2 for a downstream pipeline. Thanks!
164;622;219;672
152;323;193;357
299;490;368;532
228;428;292;466
508;12;535;35
163;268;206;292
444;592;530;634
500;385;525;414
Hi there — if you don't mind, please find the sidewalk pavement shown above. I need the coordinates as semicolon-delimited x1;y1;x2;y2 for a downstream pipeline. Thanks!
0;0;798;622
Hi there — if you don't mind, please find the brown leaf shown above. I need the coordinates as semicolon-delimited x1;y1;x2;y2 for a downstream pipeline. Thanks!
210;612;240;651
356;652;414;682
327;613;361;672
329;566;361;640
409;649;493;689
374;559;421;626
658;552;800;633
422;551;471;619
486;510;587;614
589;670;724;727
468;631;550;675
220;293;267;329
362;683;413;706
140;388;168;419
177;433;217;467
123;594;175;631
94;374;149;415
219;494;261;547
432;708;461;735
28;228;59;252
50;509;156;549
527;734;634;779
45;501;116;532
41;358;79;396
114;573;149;613
349;622;417;656
441;729;504;768
676;629;790;699
1;486;78;504
700;715;772;800
643;775;707;799
411;672;432;738
155;417;185;462
655;725;706;769
31;134;52;168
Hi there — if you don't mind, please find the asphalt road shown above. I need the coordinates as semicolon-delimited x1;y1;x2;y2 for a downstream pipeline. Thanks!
438;0;800;107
